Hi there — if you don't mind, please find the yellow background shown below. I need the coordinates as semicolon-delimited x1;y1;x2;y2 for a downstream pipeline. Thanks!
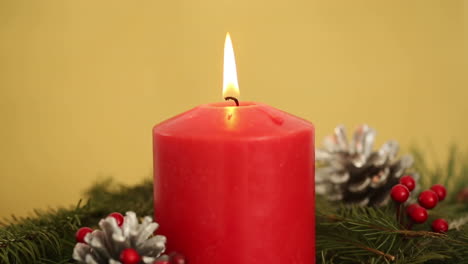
0;0;466;218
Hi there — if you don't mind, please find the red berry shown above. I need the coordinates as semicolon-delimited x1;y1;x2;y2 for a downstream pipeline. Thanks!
390;184;410;203
430;184;447;201
120;248;141;264
409;206;428;223
431;218;449;233
170;253;186;264
399;175;416;191
153;261;170;264
75;227;93;243
108;212;124;226
418;190;439;209
406;203;420;215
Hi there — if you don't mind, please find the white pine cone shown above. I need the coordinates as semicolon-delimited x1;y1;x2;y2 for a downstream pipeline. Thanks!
73;211;167;264
316;125;418;206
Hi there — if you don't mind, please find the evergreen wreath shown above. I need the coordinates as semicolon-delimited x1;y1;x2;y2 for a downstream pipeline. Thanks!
1;147;468;264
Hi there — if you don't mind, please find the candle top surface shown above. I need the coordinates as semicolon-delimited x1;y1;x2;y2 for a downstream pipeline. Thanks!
154;102;313;140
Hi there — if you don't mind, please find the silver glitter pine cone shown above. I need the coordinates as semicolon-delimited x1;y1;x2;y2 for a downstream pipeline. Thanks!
73;211;167;264
316;125;417;206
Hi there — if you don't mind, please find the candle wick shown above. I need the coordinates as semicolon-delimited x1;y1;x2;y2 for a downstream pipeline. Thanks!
224;96;239;106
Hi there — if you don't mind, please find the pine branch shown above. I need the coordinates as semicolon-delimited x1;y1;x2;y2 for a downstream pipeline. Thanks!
0;202;87;264
0;178;154;263
316;146;468;264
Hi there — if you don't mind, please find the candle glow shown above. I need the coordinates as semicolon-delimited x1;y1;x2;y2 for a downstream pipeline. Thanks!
222;32;240;100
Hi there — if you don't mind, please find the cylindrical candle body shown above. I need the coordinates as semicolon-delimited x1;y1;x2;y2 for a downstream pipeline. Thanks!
153;102;315;263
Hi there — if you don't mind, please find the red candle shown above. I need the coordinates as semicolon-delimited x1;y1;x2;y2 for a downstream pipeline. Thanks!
152;33;315;263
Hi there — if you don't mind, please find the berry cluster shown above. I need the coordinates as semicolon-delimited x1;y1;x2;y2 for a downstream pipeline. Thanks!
390;175;449;233
75;212;185;264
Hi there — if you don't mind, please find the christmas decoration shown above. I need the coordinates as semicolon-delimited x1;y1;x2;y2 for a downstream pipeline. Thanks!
395;182;449;230
316;125;417;206
109;212;125;227
406;203;419;215
1;147;468;264
418;190;439;209
76;227;93;244
120;248;141;264
399;175;416;192
73;211;167;264
431;219;449;233
408;204;428;223
430;184;447;201
390;184;410;203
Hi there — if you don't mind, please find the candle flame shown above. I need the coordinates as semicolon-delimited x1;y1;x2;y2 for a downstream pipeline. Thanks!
223;32;240;100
